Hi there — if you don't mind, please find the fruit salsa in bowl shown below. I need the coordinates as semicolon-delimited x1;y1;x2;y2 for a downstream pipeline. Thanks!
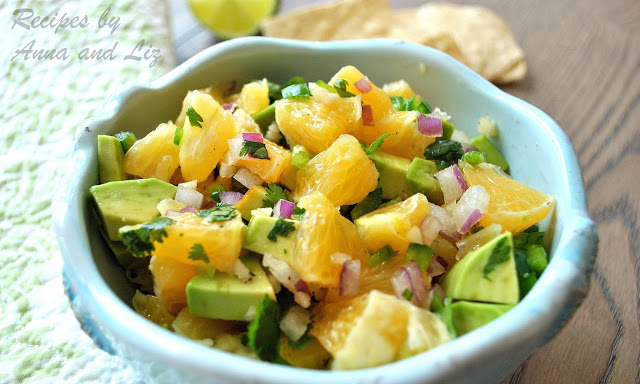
54;37;597;384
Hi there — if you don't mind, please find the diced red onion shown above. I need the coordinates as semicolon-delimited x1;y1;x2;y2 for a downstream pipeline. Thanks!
417;114;443;137
453;185;490;233
262;253;311;308
164;209;183;218
242;132;264;143
280;306;311;342
179;206;197;213
175;185;204;209
294;279;311;296
339;260;361;296
223;102;237;111
273;199;295;219
391;261;429;307
233;168;262;189
435;165;467;204
362;104;374;126
429;203;460;241
419;215;442;245
201;200;217;210
427;256;446;277
354;76;372;93
220;191;244;205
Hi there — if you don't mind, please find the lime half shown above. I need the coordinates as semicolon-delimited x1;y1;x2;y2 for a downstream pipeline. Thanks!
188;0;279;39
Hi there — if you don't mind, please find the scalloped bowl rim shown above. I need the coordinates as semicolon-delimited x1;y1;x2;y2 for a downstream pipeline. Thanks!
53;37;597;384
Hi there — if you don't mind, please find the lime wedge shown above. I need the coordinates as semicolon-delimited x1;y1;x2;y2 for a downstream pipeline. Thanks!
188;0;279;39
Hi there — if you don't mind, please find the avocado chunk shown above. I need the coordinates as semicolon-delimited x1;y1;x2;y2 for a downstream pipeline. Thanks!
441;233;519;305
244;215;298;265
368;151;412;200
235;186;268;221
450;301;514;336
186;255;276;321
471;135;509;172
97;135;129;183
98;224;135;267
90;178;177;241
406;158;444;204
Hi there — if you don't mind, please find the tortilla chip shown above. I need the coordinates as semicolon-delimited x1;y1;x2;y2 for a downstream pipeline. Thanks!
395;3;527;83
262;0;392;41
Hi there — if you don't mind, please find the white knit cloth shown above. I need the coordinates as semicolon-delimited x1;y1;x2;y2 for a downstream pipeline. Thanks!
0;1;176;382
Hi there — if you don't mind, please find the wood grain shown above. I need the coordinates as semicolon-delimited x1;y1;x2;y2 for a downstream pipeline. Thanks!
168;0;640;382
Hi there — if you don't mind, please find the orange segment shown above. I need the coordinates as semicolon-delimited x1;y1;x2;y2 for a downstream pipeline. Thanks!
153;212;246;273
382;80;420;100
292;191;369;288
238;79;270;116
149;255;199;314
461;162;555;234
236;139;292;183
275;89;361;155
311;290;450;369
179;90;240;182
294;134;379;206
355;193;430;254
124;122;180;182
329;65;393;122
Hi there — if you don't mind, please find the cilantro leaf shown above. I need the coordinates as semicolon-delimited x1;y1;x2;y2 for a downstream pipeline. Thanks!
281;83;311;99
402;288;414;301
267;218;296;242
291;203;306;221
119;216;173;258
315;80;355;98
390;96;432;114
197;204;237;222
423;139;464;168
360;133;392;156
173;125;183;145
246;296;282;362
186;105;203;128
188;243;210;263
350;187;382;220
431;295;456;338
262;183;290;208
239;140;270;159
482;236;511;280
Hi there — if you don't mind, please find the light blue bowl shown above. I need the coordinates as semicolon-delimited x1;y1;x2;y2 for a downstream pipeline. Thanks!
53;37;597;384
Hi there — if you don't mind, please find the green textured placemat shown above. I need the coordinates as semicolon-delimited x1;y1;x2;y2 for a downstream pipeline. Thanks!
0;1;175;382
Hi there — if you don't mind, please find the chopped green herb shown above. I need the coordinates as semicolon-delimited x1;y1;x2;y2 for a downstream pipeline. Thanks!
209;182;227;202
402;288;414;301
315;79;356;98
405;243;434;273
114;131;137;153
281;83;311;99
369;245;395;267
246;296;282;362
173;126;183;145
462;151;486;165
119;216;173;258
390;96;432;114
266;76;306;101
431;295;456;338
526;245;547;275
186;105;203;128
469;225;485;234
291;203;306;221
482;236;511;280
197;205;237;222
417;100;432;114
262;182;290;208
239;140;270;159
350;187;382;220
267;218;296;242
360;133;392;156
423;139;464;167
188;243;210;263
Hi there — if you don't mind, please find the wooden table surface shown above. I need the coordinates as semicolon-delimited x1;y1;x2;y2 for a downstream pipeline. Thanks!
168;0;640;382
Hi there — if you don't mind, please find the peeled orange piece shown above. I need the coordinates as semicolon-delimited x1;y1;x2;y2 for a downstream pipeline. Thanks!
294;134;378;206
236;139;292;183
461;162;554;234
153;212;246;274
382;80;420;100
329;65;393;122
311;290;450;370
355;193;430;254
179;90;239;182
275;89;362;155
292;191;369;288
149;255;199;314
124;122;180;182
238;79;270;116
